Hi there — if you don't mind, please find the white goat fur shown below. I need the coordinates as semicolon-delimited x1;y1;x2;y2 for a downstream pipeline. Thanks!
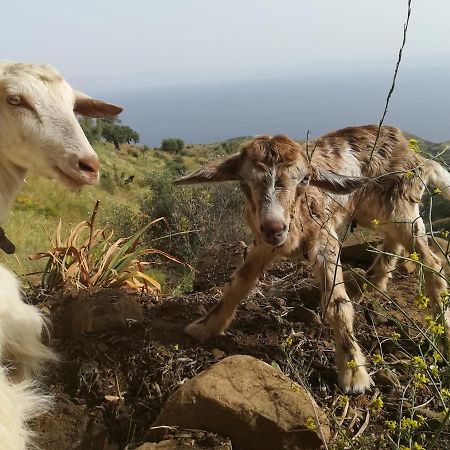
0;61;122;449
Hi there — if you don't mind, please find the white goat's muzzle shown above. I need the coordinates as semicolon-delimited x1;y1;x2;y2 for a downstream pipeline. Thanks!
54;154;100;188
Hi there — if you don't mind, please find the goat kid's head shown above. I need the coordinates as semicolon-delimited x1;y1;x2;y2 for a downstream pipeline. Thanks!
0;62;123;188
175;135;367;246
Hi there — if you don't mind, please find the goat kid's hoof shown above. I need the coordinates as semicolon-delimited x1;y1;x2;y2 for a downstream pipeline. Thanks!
339;366;374;394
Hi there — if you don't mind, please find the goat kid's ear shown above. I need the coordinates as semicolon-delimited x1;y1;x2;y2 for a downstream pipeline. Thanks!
74;90;123;118
175;153;241;185
309;167;368;194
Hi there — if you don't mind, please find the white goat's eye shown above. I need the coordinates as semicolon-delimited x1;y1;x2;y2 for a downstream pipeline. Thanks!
7;95;22;106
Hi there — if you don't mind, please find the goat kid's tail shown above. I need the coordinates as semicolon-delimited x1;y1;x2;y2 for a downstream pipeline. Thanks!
425;159;450;200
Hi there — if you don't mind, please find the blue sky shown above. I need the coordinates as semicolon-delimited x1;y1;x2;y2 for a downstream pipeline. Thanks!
3;1;450;145
3;1;450;90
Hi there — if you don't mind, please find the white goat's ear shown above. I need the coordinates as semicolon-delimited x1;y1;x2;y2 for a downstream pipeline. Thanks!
175;153;242;185
310;167;368;194
74;91;123;118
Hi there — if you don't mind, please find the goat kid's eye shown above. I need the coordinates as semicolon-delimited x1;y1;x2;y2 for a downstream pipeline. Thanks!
6;94;22;106
275;178;284;189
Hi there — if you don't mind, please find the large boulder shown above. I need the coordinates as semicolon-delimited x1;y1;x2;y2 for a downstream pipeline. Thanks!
154;355;330;450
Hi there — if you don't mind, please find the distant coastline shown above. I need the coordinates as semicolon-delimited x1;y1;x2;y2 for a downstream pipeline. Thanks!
102;67;450;147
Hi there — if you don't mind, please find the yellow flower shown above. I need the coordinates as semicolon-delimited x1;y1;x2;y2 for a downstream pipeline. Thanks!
305;417;316;430
284;335;293;347
440;230;449;238
173;344;179;351
412;443;425;450
425;314;434;325
401;417;419;429
371;397;384;411
430;364;439;377
417;415;426;426
413;372;429;387
414;294;429;310
392;331;401;341
372;353;383;365
410;251;420;262
408;138;421;153
411;356;427;370
442;388;450;399
337;395;349;408
385;420;397;432
433;350;442;362
440;291;450;308
405;170;415;178
346;360;358;370
429;321;445;336
434;187;442;194
371;218;380;226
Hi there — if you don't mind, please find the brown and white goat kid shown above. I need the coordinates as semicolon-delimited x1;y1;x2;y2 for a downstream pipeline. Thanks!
0;61;122;449
176;125;450;394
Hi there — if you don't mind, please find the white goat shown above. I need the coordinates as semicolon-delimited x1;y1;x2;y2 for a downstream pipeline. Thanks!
0;61;122;449
176;127;450;394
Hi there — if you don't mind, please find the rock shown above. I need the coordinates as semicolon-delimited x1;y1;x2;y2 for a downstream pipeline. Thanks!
398;260;417;274
138;426;232;449
154;355;330;450
373;369;401;388
211;348;226;360
193;241;247;291
291;305;321;326
290;270;366;312
341;240;381;263
342;268;366;303
295;281;322;309
364;301;390;326
58;289;144;336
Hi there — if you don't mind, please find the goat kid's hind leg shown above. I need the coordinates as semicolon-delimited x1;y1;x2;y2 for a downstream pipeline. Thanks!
319;239;373;393
185;243;275;341
365;238;402;293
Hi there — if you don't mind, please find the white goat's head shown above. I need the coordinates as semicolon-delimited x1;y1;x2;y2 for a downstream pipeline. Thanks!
0;61;122;188
176;135;367;246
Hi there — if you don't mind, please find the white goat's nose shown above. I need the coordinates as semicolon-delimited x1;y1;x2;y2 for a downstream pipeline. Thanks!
78;155;100;177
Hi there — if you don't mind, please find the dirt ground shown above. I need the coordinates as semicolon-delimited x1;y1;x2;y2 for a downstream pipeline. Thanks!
29;247;450;449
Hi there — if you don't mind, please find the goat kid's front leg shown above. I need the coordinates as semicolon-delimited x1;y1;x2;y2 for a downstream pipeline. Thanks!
185;243;275;341
319;245;373;393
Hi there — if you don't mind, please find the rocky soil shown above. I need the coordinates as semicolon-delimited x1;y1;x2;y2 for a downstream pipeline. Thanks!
29;241;450;449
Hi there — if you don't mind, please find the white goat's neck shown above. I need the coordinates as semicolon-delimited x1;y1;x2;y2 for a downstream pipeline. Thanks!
0;158;27;223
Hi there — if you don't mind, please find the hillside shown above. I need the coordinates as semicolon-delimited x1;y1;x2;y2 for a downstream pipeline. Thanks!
0;138;246;280
1;131;449;283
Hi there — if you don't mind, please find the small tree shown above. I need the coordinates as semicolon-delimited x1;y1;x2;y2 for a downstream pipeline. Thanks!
78;116;140;148
161;138;184;153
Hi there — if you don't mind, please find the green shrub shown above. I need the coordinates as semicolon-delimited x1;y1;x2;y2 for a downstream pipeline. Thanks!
161;138;185;153
108;169;246;264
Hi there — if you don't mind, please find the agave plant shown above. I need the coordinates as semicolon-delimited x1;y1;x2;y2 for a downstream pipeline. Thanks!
30;201;181;293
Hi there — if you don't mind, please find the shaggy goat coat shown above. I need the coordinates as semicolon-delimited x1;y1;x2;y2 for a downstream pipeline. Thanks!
176;125;450;393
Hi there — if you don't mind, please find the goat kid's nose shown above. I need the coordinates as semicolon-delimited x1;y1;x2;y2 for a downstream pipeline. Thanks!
261;219;287;236
78;155;100;178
